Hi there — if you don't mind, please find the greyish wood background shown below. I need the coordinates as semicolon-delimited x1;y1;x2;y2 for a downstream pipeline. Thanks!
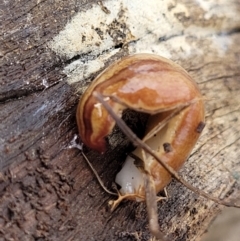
1;0;240;240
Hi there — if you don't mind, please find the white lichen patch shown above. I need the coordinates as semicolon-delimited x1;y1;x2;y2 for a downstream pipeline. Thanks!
63;49;120;85
63;57;104;84
195;0;240;22
210;34;233;56
49;0;240;85
50;0;184;59
49;0;185;84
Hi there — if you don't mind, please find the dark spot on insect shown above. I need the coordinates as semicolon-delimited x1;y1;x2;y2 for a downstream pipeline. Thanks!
163;143;172;153
196;121;205;133
154;134;157;137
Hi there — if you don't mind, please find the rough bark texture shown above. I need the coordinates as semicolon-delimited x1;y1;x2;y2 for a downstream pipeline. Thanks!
1;1;240;241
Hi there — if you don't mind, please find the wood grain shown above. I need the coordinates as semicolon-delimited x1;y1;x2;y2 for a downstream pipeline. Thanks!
1;1;240;240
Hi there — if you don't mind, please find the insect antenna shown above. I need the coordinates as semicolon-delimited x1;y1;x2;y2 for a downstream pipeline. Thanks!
81;152;118;196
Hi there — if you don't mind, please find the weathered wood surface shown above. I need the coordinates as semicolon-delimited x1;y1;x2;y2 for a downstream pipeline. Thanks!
1;0;240;240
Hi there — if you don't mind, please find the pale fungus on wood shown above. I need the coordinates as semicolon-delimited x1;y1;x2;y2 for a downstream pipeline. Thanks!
1;0;240;241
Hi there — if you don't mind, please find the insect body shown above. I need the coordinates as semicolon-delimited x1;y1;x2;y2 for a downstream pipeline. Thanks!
76;53;240;240
76;53;205;201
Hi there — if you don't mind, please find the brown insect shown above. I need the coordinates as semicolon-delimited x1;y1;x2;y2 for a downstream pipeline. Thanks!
76;53;239;240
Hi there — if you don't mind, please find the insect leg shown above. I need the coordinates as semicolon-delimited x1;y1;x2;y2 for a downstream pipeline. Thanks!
94;91;240;208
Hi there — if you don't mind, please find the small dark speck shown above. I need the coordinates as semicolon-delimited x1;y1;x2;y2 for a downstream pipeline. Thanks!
163;143;172;153
132;177;134;179
196;121;206;133
82;35;86;42
159;36;166;41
